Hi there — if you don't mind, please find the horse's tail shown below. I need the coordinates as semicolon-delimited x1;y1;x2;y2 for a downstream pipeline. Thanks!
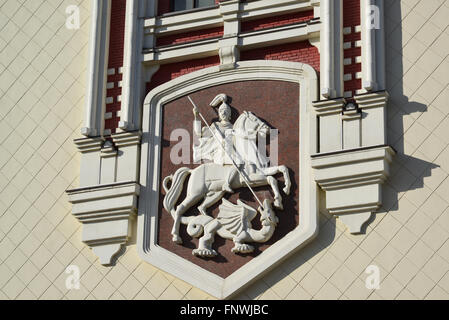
162;167;191;219
185;215;214;238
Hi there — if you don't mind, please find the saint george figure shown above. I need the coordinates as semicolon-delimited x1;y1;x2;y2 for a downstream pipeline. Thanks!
192;94;239;193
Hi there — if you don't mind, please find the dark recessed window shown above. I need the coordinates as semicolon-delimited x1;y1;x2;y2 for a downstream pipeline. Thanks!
172;0;216;12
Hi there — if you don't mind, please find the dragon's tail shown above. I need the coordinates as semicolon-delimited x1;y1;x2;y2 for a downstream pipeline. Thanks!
186;215;214;238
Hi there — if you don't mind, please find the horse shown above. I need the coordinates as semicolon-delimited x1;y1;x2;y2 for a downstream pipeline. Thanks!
162;111;291;244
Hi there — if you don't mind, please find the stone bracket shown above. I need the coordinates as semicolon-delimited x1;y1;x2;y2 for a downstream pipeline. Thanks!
312;145;395;234
67;182;140;265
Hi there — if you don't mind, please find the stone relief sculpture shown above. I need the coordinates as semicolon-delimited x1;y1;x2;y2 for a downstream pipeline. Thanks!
187;198;278;258
162;94;291;258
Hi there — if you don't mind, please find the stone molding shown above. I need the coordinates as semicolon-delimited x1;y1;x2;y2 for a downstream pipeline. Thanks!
143;20;320;64
147;0;315;36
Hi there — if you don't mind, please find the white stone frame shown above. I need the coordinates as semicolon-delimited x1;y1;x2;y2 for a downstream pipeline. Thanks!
137;60;319;299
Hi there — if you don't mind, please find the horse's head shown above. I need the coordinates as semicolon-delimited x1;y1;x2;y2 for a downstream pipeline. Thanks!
258;199;279;227
237;111;270;137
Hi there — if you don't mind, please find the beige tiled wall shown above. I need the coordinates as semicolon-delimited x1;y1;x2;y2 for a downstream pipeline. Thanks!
1;0;449;300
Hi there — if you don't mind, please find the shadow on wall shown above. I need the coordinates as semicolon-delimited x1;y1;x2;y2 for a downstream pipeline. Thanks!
237;0;440;300
376;0;438;216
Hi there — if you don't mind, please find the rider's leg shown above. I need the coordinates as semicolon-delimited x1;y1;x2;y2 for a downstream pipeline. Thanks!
222;167;239;193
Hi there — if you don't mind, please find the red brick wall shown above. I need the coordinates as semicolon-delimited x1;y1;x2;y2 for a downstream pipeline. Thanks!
146;41;319;96
241;10;315;33
146;56;221;93
343;0;362;96
158;0;220;16
240;41;320;72
156;27;224;47
158;0;171;16
105;0;126;134
343;0;361;27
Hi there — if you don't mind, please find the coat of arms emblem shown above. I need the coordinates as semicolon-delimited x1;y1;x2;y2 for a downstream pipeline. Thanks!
137;62;318;299
162;94;291;257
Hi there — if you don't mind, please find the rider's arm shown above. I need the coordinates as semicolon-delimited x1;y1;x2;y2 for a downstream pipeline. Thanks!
193;119;202;137
193;106;202;137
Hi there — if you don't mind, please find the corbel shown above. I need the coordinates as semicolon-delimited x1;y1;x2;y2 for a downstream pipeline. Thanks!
67;182;140;265
312;146;395;234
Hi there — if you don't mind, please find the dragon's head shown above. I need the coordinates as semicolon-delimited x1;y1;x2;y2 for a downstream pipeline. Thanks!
258;199;279;227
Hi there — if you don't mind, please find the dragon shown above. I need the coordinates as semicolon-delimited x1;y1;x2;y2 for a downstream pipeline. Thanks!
183;198;279;258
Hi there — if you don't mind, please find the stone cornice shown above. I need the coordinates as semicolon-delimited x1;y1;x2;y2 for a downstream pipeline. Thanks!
312;98;345;115
74;137;104;153
355;90;389;109
112;131;142;148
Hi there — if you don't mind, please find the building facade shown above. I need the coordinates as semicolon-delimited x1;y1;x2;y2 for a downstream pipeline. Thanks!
1;0;449;300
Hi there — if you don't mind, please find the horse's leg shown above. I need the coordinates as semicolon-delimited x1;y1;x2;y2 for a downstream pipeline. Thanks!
266;176;283;210
246;172;282;210
198;191;225;215
171;194;203;244
278;165;291;195
262;166;291;195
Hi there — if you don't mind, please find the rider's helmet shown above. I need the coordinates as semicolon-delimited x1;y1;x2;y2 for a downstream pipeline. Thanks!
210;94;231;121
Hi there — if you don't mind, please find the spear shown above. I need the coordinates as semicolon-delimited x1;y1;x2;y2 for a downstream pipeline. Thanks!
187;96;265;209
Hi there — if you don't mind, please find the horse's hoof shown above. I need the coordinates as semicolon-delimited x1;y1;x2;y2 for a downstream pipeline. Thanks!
172;235;183;244
192;248;217;258
283;186;291;195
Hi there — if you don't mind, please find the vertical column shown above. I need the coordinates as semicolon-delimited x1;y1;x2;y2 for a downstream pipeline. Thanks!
361;0;376;91
119;0;144;131
320;0;334;99
375;0;386;91
82;0;111;137
321;0;343;99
